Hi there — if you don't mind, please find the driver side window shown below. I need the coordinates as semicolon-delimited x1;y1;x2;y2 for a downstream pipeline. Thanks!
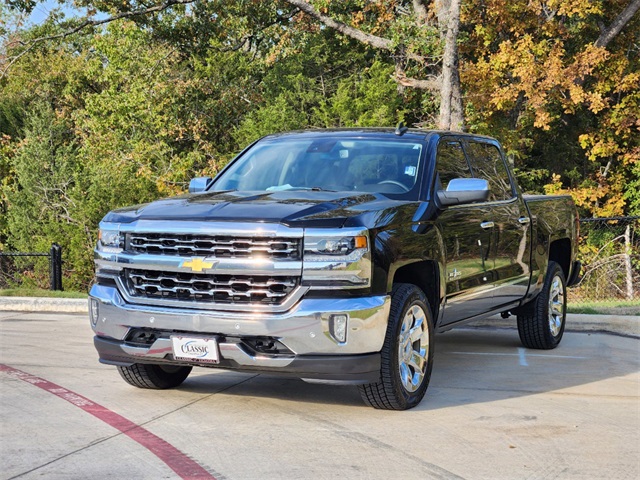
466;142;514;202
436;140;472;189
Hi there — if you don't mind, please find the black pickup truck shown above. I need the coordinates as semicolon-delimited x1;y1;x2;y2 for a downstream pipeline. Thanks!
89;128;580;410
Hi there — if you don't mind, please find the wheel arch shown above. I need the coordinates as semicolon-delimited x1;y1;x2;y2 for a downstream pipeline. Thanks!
391;261;441;321
548;238;571;279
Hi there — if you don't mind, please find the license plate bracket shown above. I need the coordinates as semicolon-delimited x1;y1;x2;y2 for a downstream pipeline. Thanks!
170;335;220;364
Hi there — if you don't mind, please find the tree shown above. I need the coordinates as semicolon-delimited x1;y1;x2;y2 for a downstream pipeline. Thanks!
1;20;242;288
2;1;463;130
4;1;639;136
460;0;640;217
435;0;463;130
280;0;464;129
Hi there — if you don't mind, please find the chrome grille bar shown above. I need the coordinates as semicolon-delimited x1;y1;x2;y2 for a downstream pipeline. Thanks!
124;269;298;305
128;233;300;259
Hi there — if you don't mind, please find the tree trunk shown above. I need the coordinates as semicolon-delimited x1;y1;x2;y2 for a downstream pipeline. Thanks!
438;0;464;131
595;0;640;49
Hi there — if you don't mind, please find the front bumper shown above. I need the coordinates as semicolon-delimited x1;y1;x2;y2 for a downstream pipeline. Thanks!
89;284;390;383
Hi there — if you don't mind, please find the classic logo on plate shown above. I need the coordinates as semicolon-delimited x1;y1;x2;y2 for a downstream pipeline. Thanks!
180;341;210;358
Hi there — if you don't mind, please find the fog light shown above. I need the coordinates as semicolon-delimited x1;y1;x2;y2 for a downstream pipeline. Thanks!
329;314;348;343
89;299;99;327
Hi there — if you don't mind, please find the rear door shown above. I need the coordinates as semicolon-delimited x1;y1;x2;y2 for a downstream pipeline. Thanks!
464;140;532;307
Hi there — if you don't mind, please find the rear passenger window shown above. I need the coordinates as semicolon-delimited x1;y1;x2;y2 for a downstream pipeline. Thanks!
467;142;513;202
436;140;471;189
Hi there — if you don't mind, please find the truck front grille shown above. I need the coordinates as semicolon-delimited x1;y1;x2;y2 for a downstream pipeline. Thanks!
128;233;300;259
123;269;298;305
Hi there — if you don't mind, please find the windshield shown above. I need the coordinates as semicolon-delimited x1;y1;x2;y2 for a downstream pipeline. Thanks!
211;136;425;197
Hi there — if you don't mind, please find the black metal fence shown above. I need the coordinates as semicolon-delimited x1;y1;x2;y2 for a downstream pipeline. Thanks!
569;216;639;311
0;243;64;291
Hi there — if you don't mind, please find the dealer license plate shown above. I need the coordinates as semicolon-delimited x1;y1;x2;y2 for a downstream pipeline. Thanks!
171;336;220;364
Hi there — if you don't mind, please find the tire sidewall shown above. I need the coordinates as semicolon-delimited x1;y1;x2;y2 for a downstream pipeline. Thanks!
543;263;567;348
386;285;435;409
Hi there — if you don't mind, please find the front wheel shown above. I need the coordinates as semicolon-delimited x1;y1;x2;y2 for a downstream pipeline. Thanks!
359;284;434;410
117;363;192;389
517;261;567;349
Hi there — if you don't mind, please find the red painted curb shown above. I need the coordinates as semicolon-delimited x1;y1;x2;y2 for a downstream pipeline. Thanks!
0;364;216;479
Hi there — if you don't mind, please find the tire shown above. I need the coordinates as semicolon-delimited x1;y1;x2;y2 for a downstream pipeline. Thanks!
517;261;567;350
358;283;434;410
117;363;192;389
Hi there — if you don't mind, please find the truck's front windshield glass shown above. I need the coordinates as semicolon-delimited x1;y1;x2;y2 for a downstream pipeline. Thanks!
211;136;424;197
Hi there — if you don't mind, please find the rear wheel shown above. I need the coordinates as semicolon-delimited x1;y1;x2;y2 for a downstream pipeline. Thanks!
517;261;567;350
359;284;434;410
117;363;192;389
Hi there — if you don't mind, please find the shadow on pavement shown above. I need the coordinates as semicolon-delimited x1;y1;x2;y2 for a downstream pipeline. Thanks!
176;328;639;410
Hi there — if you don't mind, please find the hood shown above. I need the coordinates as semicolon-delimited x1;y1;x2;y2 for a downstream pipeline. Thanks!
102;190;401;228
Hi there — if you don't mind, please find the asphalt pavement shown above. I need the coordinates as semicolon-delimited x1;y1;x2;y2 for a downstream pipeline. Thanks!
0;308;638;479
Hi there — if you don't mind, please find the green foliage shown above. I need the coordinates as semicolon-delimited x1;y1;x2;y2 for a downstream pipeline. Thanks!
512;167;550;195
4;0;37;15
624;158;640;216
0;288;87;298
234;94;308;146
2;102;91;290
316;61;407;127
235;60;410;145
567;300;640;315
0;136;13;249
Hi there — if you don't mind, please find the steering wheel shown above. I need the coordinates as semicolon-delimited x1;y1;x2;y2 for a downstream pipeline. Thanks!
377;180;410;193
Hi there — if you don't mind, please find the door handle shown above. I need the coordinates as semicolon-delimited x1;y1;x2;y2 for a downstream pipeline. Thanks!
518;217;531;225
480;221;494;229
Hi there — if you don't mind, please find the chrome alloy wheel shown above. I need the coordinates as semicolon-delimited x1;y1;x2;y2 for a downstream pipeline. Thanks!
548;274;565;337
398;304;430;393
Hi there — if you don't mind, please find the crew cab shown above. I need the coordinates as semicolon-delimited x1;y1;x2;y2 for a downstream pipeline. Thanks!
89;128;580;410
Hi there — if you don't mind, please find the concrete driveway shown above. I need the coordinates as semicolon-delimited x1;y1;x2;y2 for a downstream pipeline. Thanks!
1;311;638;479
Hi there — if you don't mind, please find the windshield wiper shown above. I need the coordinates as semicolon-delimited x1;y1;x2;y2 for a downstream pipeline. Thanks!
266;185;336;192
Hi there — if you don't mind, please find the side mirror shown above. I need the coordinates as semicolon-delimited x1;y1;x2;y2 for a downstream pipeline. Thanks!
189;177;213;193
437;178;490;207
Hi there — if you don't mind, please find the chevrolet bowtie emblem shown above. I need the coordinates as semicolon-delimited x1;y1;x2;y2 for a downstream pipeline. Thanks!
181;257;216;272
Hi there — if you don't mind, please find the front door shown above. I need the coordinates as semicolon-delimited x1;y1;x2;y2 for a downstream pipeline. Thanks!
435;139;496;324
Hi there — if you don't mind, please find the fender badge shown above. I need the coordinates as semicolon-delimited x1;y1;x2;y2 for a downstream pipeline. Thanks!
181;257;217;272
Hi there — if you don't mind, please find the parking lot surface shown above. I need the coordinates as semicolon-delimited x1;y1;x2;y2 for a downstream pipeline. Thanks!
1;311;638;480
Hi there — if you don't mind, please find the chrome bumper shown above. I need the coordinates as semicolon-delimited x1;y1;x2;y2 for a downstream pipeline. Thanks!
89;284;390;381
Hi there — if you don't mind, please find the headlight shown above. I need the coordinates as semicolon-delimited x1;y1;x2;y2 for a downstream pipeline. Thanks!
303;229;371;289
97;227;123;254
306;236;368;256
